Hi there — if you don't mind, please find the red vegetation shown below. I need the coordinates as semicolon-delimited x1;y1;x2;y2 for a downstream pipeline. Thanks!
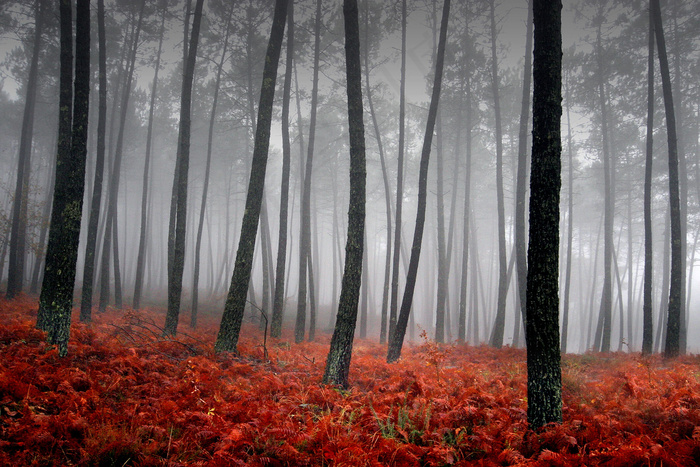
1;296;700;466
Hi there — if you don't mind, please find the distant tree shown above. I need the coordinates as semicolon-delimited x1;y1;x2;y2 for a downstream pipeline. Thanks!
6;0;43;300
651;0;682;358
322;0;366;387
488;0;509;349
215;0;288;353
295;0;322;344
271;0;295;339
526;0;562;430
387;0;450;364
133;3;167;312
163;0;204;337
191;2;235;327
642;4;654;356
38;0;90;357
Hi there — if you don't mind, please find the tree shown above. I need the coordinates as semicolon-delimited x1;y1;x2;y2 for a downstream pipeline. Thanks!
163;0;205;337
295;0;322;344
271;0;295;339
642;4;654;355
79;0;107;323
651;0;681;358
133;2;168;312
191;2;235;327
37;0;90;357
322;0;366;387
6;0;43;300
488;0;509;349
387;0;450;364
526;0;562;430
215;0;288;353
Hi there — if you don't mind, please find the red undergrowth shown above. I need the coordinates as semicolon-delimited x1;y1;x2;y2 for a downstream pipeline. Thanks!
1;295;699;466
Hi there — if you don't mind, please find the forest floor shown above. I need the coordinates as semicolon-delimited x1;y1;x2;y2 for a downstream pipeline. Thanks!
1;296;700;466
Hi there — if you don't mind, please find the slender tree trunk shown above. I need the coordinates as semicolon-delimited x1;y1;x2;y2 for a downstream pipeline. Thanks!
7;0;43;300
215;0;288;352
527;0;562;430
30;146;56;294
515;0;534;339
164;0;204;337
322;0;366;387
651;0;682;358
488;0;509;348
133;6;167;311
389;0;407;343
271;0;295;338
561;67;574;354
387;0;450;363
190;5;234;327
362;0;392;344
39;0;90;357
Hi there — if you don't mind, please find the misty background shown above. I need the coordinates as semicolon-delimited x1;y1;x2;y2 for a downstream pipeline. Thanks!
0;0;698;353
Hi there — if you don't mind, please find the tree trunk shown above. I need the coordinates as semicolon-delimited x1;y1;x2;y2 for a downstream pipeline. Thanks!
488;0;509;349
39;0;90;358
387;0;450;363
651;0;682;358
271;0;295;338
164;0;204;337
527;0;562;430
7;0;43;300
389;0;407;344
322;0;366;387
515;0;534;341
133;6;167;312
190;4;234;327
561;66;575;354
215;0;288;353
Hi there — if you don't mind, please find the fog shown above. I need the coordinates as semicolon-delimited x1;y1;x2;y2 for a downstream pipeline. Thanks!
1;0;699;353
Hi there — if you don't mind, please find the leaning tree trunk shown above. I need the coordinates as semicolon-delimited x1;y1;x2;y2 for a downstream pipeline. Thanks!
651;0;682;358
6;0;43;300
561;66;575;354
190;4;234;327
133;5;166;312
271;0;295;338
214;0;288;353
526;0;562;430
39;0;90;358
389;0;407;344
164;0;204;337
387;0;450;364
322;0;366;387
488;0;509;349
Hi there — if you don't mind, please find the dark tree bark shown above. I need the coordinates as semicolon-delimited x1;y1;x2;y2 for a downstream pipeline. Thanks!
515;0;534;343
271;0;294;338
388;0;407;343
322;0;366;387
133;5;167;312
642;4;654;355
488;0;509;349
7;0;43;300
651;0;682;358
38;0;90;357
79;0;106;322
295;0;322;344
387;0;450;363
164;0;204;337
215;0;288;353
526;0;562;430
191;4;234;327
